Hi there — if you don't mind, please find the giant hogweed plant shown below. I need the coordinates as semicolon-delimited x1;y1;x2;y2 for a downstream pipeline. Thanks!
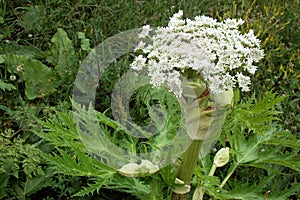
35;11;300;199
36;90;300;199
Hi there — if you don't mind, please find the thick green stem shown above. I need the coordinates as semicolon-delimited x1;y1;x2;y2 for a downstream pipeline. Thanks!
172;83;212;200
172;192;189;200
172;140;203;200
177;140;203;184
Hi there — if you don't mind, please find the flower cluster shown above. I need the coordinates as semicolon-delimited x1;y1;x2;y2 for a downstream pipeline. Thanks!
130;10;264;97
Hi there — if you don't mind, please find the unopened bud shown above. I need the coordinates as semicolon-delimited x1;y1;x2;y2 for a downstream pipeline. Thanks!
214;147;230;167
210;89;234;106
118;159;159;177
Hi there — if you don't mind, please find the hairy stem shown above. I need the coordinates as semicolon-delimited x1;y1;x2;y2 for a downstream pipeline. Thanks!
172;140;203;200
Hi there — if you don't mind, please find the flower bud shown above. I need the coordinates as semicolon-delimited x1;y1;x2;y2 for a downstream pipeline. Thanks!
118;159;159;177
210;89;234;106
213;147;230;167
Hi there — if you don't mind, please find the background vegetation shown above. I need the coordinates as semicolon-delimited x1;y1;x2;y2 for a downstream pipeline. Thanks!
0;0;299;199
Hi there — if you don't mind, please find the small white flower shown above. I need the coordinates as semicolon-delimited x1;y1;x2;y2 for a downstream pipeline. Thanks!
250;48;265;62
130;55;147;71
134;41;146;51
149;69;166;87
245;29;261;47
138;25;152;38
236;72;251;92
10;75;16;81
167;71;182;97
172;10;183;20
168;10;185;28
16;64;24;72
245;64;257;75
194;15;217;26
224;18;244;29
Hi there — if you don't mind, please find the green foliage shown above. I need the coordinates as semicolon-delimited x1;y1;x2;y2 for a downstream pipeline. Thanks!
225;91;285;135
37;88;300;199
34;108;169;199
221;175;300;200
0;0;7;21
12;169;54;199
0;128;53;199
34;111;119;196
77;32;92;52
0;54;56;99
198;91;300;199
34;85;184;198
0;23;81;199
47;28;78;79
0;28;77;100
223;92;299;170
19;5;46;32
229;129;299;171
0;79;16;91
87;85;185;159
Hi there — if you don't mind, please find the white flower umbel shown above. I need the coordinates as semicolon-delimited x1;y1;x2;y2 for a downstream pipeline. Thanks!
131;11;264;97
